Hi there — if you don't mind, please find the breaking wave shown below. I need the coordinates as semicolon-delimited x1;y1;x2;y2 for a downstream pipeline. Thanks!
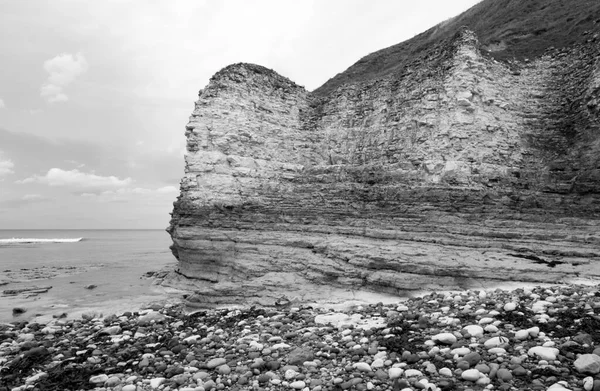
0;238;83;244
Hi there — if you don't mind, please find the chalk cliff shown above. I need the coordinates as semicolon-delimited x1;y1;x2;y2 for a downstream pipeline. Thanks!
167;0;600;307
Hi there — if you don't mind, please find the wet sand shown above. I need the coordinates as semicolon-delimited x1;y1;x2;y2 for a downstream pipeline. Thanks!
0;260;181;324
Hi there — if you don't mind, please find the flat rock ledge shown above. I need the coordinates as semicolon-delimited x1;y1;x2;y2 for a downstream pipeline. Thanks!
2;284;600;391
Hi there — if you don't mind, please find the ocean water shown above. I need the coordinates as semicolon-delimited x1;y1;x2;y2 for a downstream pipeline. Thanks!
0;230;178;322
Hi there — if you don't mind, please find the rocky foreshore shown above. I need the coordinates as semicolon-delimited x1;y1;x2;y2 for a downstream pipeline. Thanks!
2;284;600;391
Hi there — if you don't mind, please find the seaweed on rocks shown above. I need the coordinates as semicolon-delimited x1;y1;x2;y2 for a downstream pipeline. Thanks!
37;362;103;391
0;347;50;388
495;303;536;328
379;320;425;353
541;306;600;342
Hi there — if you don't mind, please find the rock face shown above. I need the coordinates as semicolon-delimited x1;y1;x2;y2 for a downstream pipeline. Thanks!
167;7;600;307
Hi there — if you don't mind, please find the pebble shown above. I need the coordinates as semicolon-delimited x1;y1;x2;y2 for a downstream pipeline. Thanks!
461;368;482;381
496;368;513;381
432;332;457;345
528;346;559;361
389;367;404;379
574;354;600;374
463;324;484;337
2;285;599;391
484;336;509;348
289;380;306;389
89;374;109;384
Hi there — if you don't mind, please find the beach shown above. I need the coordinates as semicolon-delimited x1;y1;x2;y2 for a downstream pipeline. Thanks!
2;230;600;391
2;283;600;391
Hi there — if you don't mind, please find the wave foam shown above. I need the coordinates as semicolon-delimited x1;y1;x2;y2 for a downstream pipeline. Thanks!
0;238;83;244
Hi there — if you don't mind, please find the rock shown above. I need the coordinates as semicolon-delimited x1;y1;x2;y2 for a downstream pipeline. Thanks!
547;382;572;391
528;346;560;361
137;311;166;326
461;369;482;381
463;325;484;338
89;374;109;384
583;376;594;391
574;354;600;374
432;332;457;345
287;347;314;365
461;352;481;366
389;367;404;379
105;376;121;387
404;369;423;378
484;337;509;348
354;362;371;372
290;380;306;389
496;368;513;381
218;364;231;374
165;21;600;306
515;329;530;340
206;357;227;369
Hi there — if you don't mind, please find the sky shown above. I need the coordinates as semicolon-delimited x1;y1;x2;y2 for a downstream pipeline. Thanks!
0;0;481;229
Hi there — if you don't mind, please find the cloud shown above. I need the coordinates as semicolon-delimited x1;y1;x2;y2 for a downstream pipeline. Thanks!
0;152;15;177
0;194;51;208
40;52;88;103
17;168;131;189
80;185;178;203
156;185;178;193
0;98;5;108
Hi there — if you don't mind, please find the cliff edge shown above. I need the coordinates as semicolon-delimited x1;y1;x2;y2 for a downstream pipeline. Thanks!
167;2;600;308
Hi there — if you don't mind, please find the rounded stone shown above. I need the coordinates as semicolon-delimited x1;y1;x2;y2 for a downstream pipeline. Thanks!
389;367;403;379
574;354;600;374
432;333;457;345
461;369;481;381
528;346;559;361
290;380;306;389
496;368;512;381
461;352;481;366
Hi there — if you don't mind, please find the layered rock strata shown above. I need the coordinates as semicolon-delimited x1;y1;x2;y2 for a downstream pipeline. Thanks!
167;28;600;307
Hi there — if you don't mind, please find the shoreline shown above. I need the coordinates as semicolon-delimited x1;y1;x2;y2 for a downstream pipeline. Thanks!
2;282;600;391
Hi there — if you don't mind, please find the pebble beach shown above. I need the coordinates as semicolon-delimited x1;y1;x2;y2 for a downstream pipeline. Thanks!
2;284;600;391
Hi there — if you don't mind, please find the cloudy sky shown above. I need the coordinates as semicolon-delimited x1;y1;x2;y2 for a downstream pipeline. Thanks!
0;0;480;229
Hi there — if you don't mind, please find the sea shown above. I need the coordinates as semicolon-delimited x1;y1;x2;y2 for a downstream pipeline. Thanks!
0;229;178;323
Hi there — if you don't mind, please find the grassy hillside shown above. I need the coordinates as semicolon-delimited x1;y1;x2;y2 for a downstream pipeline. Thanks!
314;0;600;96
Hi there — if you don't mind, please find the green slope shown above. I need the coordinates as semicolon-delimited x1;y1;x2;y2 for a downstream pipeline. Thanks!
314;0;600;96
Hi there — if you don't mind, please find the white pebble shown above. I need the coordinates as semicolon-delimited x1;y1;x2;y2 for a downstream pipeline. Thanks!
527;346;559;361
439;367;453;377
289;380;306;389
461;369;482;381
478;317;495;325
149;377;165;389
389;367;404;379
484;336;509;348
484;325;498;333
404;369;423;378
463;324;484;337
515;329;530;340
432;332;457;345
353;362;371;372
583;376;594;391
371;359;384;369
451;347;470;356
504;302;517;311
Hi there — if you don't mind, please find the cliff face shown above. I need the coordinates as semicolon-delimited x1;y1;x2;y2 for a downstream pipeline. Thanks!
167;20;600;307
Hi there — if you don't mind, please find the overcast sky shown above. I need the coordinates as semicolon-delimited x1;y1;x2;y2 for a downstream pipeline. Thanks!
0;0;480;229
